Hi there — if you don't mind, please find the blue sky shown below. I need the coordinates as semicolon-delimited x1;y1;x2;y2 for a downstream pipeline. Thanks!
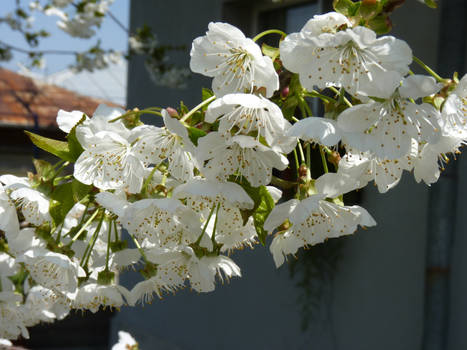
0;0;129;74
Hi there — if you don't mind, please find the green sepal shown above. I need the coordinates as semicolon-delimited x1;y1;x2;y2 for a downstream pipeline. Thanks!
97;269;115;285
110;240;128;252
139;262;158;279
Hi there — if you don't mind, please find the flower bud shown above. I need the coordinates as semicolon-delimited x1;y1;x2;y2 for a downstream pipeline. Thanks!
166;107;179;117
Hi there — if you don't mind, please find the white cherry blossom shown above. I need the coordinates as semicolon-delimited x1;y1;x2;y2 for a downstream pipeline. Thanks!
190;22;279;97
0;292;29;340
16;248;86;298
197;132;288;187
74;131;146;193
10;187;51;226
338;76;442;159
280;13;412;98
73;283;125;312
112;331;138;350
130;109;196;181
264;175;376;267
287;117;342;146
0;183;19;237
173;179;256;251
121;198;200;248
205;93;293;148
338;149;415;193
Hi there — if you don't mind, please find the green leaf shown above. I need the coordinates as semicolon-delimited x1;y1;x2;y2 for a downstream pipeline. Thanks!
33;159;54;181
187;126;207;146
333;0;360;16
358;2;383;20
367;14;392;34
66;114;86;162
25;131;74;161
71;179;92;202
202;88;214;102
179;101;189;115
49;179;90;226
231;177;275;245
253;186;275;245
423;0;437;8
262;43;280;61
281;95;299;120
50;182;75;225
67;129;84;162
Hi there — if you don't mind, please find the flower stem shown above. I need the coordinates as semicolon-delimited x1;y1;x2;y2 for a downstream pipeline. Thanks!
81;213;105;268
105;219;113;270
297;142;306;164
113;220;119;242
329;86;352;107
180;95;216;122
271;175;297;189
109;108;162;123
305;90;335;104
413;55;444;82
71;209;100;242
129;233;148;263
195;204;216;246
319;145;329;173
293;149;300;175
306;144;311;169
252;29;287;42
211;203;221;247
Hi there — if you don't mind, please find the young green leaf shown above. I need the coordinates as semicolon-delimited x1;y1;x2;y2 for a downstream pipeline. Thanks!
187;126;207;146
25;131;74;161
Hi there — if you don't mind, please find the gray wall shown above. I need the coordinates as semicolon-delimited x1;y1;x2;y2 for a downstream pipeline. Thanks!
117;1;467;349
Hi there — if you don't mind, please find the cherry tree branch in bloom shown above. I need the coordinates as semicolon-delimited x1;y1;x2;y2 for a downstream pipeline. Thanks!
0;0;466;343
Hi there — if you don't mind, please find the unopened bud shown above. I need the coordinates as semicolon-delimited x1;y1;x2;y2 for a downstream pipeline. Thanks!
281;86;289;98
166;107;179;117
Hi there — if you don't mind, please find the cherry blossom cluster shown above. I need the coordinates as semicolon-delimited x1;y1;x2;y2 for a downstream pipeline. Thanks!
1;7;466;342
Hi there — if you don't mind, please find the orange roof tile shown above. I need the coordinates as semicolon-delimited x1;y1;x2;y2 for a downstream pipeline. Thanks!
0;68;123;130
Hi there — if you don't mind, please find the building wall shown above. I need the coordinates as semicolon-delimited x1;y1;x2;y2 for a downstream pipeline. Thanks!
120;1;467;349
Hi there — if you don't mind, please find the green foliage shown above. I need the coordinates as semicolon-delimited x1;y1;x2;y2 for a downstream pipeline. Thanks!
32;159;55;182
186;126;207;146
422;0;437;8
261;43;280;61
201;88;215;105
333;0;361;17
232;177;275;245
333;0;394;34
66;126;85;162
25;131;74;162
50;180;91;226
